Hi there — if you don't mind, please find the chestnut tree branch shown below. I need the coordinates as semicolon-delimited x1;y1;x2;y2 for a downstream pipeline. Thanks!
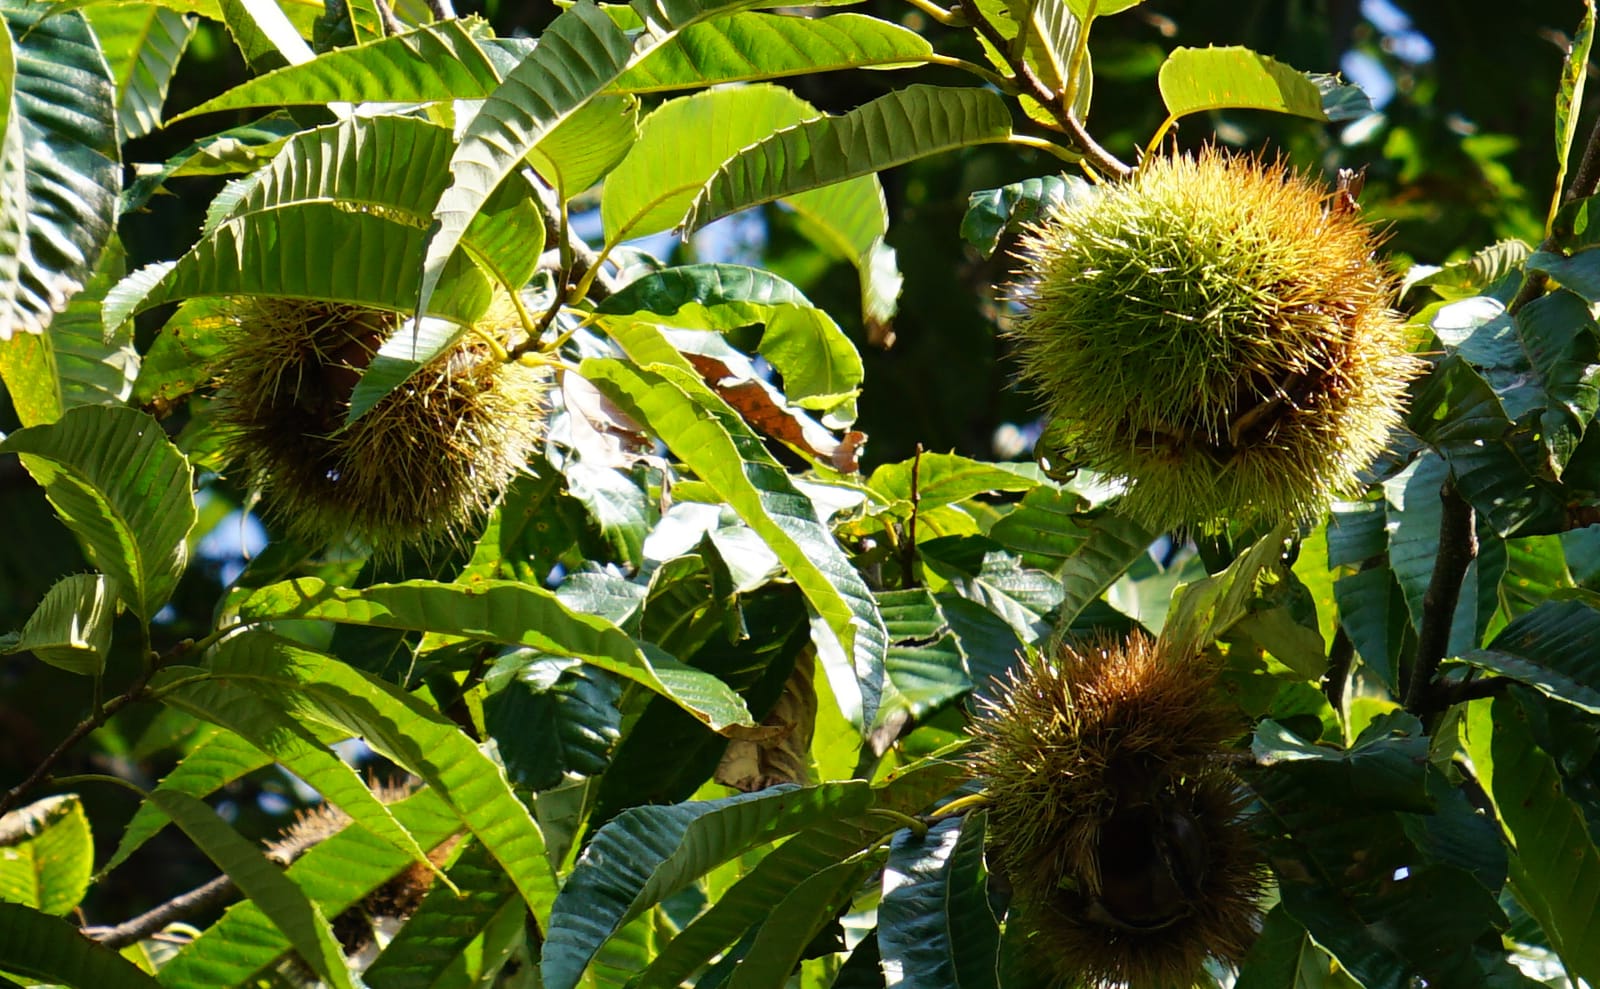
86;874;239;949
1404;481;1477;713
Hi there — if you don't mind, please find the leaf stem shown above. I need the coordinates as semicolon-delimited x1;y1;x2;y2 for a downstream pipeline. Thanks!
928;790;989;818
902;443;923;589
1404;480;1476;714
1008;134;1082;163
869;808;929;837
902;0;967;26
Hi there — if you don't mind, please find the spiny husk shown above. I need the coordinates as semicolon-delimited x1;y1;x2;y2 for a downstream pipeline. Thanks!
214;297;547;553
1009;149;1422;532
970;634;1266;989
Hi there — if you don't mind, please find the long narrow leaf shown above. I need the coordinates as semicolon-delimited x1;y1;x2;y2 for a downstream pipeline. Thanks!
542;783;872;989
1463;697;1600;983
879;813;1000;989
150;790;356;989
417;0;766;338
685;85;1012;234
156;787;460;989
233;577;753;730
612;11;931;92
176;632;560;919
582;348;887;728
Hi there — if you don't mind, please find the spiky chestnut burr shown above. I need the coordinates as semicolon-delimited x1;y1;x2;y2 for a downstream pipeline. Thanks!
214;298;546;552
1009;149;1420;532
970;634;1266;989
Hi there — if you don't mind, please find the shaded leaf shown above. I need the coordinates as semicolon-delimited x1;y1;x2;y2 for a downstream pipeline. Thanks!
0;405;195;620
1054;512;1151;630
0;903;161;989
960;174;1091;258
1455;598;1600;714
879;813;1000;989
542;783;872;989
728;853;881;989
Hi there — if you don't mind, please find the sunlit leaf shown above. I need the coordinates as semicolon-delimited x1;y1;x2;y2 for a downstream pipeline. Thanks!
0;405;194;620
582;349;887;729
0;795;93;915
234;577;753;729
0;573;115;676
1156;46;1370;130
1463;696;1600;984
0;0;120;341
685;85;1013;234
612;11;931;92
150;790;356;989
86;4;194;141
879;813;1000;989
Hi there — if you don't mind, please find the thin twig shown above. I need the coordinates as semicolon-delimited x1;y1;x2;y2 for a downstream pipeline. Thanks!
1404;481;1477;713
956;0;1132;180
1437;676;1509;708
87;874;239;949
370;0;405;36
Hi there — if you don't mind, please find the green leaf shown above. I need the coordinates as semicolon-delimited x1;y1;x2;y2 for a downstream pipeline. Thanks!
960;174;1091;258
1455;599;1600;714
596;264;863;414
685;85;1013;234
149;790;356;989
602;84;822;244
1463;696;1600;984
0;903;162;989
879;587;971;720
0;795;93;914
104;205;495;340
171;632;560;918
1160;522;1291;653
1053;512;1152;629
613;11;931;92
1251;716;1432;814
155;786;461;989
728;853;882;989
482;653;621;791
362;838;520;989
0;573;115;675
530;94;638;197
987;486;1089;572
234;576;753;730
102;727;275;876
0;0;120;341
542;783;872;989
168;20;508;122
0;405;195;620
867;453;1038;513
1332;566;1410;693
1156;46;1368;128
152;655;444;885
1064;0;1144;14
1549;0;1596;234
635;755;967;986
879;813;1001;989
1401;240;1531;301
86;4;194;141
418;0;768;338
585;336;886;722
